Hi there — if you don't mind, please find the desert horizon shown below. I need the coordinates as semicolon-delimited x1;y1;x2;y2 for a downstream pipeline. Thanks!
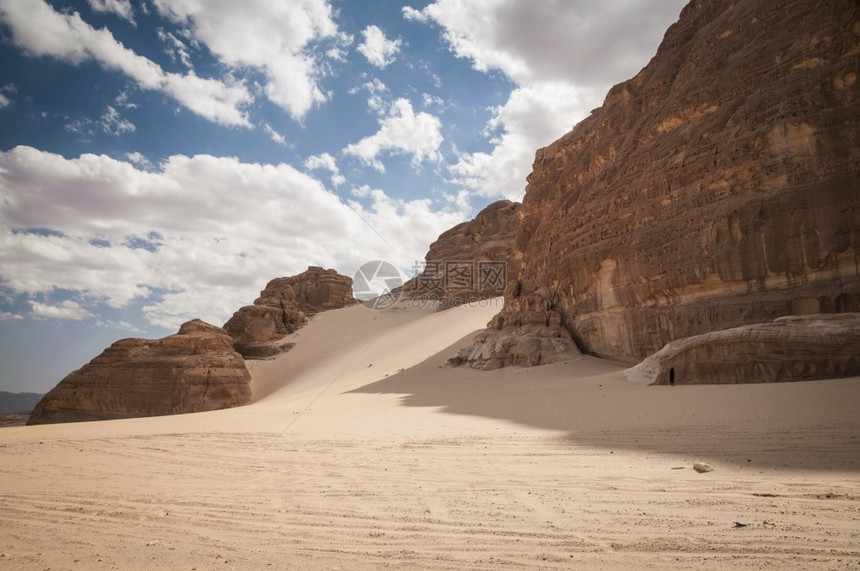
2;300;859;568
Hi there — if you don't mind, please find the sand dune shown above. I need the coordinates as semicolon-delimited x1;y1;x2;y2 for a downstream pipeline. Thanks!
1;300;859;569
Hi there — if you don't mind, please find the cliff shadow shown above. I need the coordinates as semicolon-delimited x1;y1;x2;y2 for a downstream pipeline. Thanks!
348;349;860;472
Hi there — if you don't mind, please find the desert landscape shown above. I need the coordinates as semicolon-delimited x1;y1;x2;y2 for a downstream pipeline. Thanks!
2;0;859;568
2;299;859;569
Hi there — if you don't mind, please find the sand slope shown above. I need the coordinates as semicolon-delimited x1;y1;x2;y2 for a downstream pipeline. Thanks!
1;299;859;569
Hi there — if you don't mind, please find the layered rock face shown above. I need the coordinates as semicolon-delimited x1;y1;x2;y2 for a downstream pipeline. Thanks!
625;313;860;385
402;200;521;308
224;266;356;357
463;0;860;367
27;320;251;425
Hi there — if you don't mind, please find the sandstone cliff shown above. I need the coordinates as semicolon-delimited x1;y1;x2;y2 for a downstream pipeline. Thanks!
458;0;860;368
401;200;520;308
27;320;251;425
625;313;860;385
224;266;356;357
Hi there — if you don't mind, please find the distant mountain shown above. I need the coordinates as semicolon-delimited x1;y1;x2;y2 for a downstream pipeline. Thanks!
0;391;43;414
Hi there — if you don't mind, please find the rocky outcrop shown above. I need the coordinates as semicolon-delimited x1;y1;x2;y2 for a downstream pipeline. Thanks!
401;200;521;309
457;0;860;368
625;313;860;385
224;266;356;358
447;321;579;370
27;320;251;425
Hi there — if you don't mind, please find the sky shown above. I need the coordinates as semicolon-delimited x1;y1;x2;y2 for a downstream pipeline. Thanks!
0;0;687;393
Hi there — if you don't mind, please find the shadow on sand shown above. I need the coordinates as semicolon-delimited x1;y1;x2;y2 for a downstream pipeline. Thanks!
349;345;860;472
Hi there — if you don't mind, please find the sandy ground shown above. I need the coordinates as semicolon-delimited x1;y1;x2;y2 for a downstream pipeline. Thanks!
1;298;859;570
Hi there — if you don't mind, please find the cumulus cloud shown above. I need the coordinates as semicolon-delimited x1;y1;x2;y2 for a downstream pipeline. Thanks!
411;0;683;87
347;185;464;269
357;25;402;68
407;0;685;198
350;77;390;114
306;152;346;187
451;81;599;199
0;0;252;127
0;146;466;328
30;299;94;320
152;0;344;121
344;98;443;172
87;0;135;25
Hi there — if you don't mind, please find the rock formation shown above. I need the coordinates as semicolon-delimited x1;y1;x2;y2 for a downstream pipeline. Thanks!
625;313;860;385
457;0;860;368
27;320;251;425
447;321;579;370
224;266;356;358
401;200;521;309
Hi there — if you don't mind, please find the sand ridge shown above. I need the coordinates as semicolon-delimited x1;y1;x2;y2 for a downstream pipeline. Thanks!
1;299;859;569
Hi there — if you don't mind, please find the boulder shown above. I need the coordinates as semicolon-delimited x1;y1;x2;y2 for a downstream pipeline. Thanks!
27;320;251;425
456;0;860;367
224;266;356;357
693;462;714;474
625;313;860;385
401;200;520;309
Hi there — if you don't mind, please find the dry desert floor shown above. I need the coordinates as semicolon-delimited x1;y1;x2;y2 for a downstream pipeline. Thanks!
1;299;859;569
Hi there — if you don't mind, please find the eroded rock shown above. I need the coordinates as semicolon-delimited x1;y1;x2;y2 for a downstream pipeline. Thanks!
457;0;860;367
224;266;356;358
401;200;520;309
625;313;860;385
27;320;251;425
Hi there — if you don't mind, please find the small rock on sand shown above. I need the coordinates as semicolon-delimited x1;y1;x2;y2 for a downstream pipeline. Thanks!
693;462;714;473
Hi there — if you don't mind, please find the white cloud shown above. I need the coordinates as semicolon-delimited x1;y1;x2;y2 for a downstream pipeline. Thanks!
413;0;684;87
87;0;135;25
0;85;15;108
114;88;137;109
410;0;686;199
0;311;23;321
451;81;599;199
157;28;193;68
101;105;135;135
344;98;443;172
125;151;153;170
347;186;464;270
357;25;402;68
0;0;251;127
401;6;429;23
305;152;345;187
30;299;94;321
350;77;389;114
262;123;288;146
0;146;467;329
421;93;445;110
152;0;343;121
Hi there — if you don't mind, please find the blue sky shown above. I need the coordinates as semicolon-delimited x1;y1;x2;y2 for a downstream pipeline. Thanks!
0;0;686;393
